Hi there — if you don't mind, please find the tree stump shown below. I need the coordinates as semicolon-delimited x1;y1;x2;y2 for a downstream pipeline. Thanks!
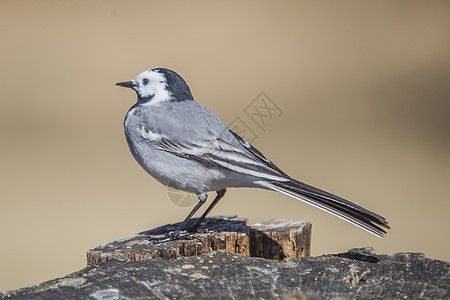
87;216;311;265
250;219;311;260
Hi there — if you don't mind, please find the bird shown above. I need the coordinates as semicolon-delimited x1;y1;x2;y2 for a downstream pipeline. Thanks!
116;68;390;240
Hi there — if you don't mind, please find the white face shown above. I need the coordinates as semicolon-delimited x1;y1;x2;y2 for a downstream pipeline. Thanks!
132;70;170;103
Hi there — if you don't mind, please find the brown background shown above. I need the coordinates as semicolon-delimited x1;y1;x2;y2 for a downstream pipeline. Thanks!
1;0;449;292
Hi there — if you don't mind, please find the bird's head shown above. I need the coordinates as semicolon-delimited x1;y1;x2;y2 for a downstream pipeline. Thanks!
116;68;193;104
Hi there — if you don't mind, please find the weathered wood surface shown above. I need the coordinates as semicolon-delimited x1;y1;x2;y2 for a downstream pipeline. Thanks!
87;216;311;265
3;248;448;299
250;219;311;259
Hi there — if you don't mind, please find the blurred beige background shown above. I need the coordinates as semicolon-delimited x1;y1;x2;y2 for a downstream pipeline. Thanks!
1;0;449;292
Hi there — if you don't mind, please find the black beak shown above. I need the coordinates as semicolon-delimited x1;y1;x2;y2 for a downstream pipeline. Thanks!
115;81;135;88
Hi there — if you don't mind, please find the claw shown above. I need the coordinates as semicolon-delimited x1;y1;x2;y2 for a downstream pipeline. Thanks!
147;230;202;244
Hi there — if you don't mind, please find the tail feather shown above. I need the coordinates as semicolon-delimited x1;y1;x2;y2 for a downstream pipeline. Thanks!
266;179;390;238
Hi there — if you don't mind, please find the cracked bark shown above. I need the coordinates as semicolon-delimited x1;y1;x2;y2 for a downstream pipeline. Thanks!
3;249;447;299
2;218;448;299
87;216;311;264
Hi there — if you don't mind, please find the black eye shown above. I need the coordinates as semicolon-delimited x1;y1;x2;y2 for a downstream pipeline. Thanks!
142;78;149;85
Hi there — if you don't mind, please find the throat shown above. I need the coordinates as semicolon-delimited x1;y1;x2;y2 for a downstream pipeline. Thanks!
140;90;173;106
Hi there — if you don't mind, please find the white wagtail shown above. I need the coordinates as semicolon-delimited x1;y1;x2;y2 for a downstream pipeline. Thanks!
116;68;390;239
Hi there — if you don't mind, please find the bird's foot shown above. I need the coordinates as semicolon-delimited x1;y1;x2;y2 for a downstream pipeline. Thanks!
148;230;203;244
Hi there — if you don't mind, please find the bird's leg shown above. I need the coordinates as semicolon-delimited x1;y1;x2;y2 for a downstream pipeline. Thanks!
151;192;208;244
171;192;208;238
188;189;226;233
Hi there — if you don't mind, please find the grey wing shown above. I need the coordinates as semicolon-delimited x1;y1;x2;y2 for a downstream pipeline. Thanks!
140;100;291;182
154;129;291;182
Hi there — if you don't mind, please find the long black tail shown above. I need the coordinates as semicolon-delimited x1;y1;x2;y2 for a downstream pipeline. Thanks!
266;179;390;237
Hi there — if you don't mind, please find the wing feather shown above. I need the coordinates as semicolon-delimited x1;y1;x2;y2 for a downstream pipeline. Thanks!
154;130;290;181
